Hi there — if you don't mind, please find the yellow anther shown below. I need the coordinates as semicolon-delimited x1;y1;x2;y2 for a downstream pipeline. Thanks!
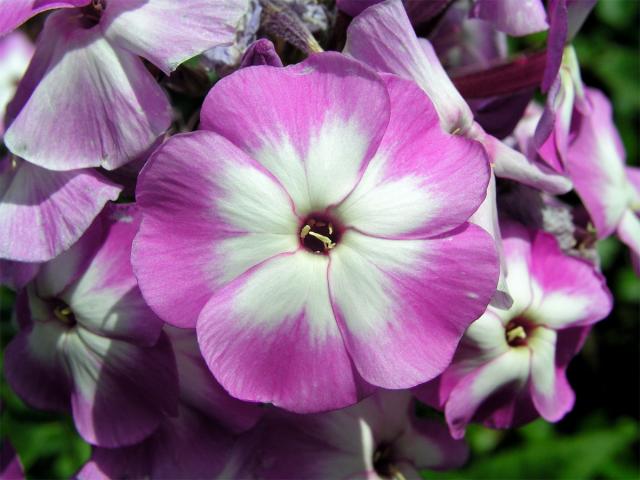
506;325;527;343
328;223;333;235
300;224;311;239
307;231;335;250
54;306;73;324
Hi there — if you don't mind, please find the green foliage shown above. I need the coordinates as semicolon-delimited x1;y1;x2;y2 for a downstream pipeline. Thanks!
423;418;639;480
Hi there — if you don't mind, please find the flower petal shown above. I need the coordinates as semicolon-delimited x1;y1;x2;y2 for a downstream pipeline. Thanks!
334;74;490;239
165;326;263;434
4;10;171;171
0;0;90;36
329;225;499;389
528;229;612;329
395;417;469;470
59;205;163;345
201;52;390;215
470;0;548;36
528;326;575;421
66;329;178;447
444;348;530;439
4;317;71;412
0;158;120;262
197;251;370;413
101;0;248;74
566;88;629;238
0;32;33;137
133;131;299;328
344;0;473;134
617;209;640;260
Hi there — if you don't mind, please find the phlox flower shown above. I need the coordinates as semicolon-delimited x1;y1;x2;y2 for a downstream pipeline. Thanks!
2;0;249;171
4;205;179;447
133;52;499;413
0;30;121;263
77;327;263;479
255;390;468;479
535;46;640;266
416;221;612;438
343;0;572;195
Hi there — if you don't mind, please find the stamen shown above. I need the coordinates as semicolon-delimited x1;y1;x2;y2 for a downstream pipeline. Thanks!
300;224;311;239
54;305;75;325
300;217;340;254
506;325;527;343
306;231;335;250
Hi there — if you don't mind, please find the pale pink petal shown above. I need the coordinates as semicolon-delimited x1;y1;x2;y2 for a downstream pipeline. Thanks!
0;259;39;290
471;0;549;36
197;251;370;413
335;74;490;239
444;349;530;439
329;225;499;389
4;10;171;171
61;205;164;345
133;131;299;328
344;0;473;134
102;0;249;75
566;88;629;238
200;52;390;214
0;0;90;35
0;158;121;262
528;229;612;329
528;326;575;421
66;329;178;447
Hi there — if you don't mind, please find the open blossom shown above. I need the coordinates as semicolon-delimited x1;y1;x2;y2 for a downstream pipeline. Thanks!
256;390;468;479
133;52;499;412
4;205;179;447
2;0;248;171
416;221;612;438
77;327;262;480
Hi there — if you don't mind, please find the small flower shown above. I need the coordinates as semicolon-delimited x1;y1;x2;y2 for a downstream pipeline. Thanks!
4;205;179;447
416;221;612;438
256;390;468;479
133;52;499;412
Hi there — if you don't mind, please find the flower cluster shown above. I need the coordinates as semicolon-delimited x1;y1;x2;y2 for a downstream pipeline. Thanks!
0;0;634;478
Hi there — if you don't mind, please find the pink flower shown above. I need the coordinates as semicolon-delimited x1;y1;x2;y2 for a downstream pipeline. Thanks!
416;221;612;438
0;31;33;138
77;327;263;479
3;0;249;171
133;52;499;413
4;205;179;447
256;390;468;479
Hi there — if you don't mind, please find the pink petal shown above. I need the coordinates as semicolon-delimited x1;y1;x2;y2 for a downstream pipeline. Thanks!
0;32;33;137
133;131;299;328
335;74;490;239
328;225;499;389
566;88;629;238
471;0;549;36
101;0;249;74
166;326;263;434
617;209;640;261
66;329;178;447
528;326;575;421
444;349;530;439
0;158;121;262
4;317;72;412
528;229;612;329
60;205;164;345
5;10;171;171
0;0;90;36
200;52;390;214
395;417;469;470
344;0;474;134
197;251;371;413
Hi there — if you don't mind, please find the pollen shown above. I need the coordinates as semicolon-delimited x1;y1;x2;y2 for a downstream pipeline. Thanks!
506;325;527;344
300;217;339;254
